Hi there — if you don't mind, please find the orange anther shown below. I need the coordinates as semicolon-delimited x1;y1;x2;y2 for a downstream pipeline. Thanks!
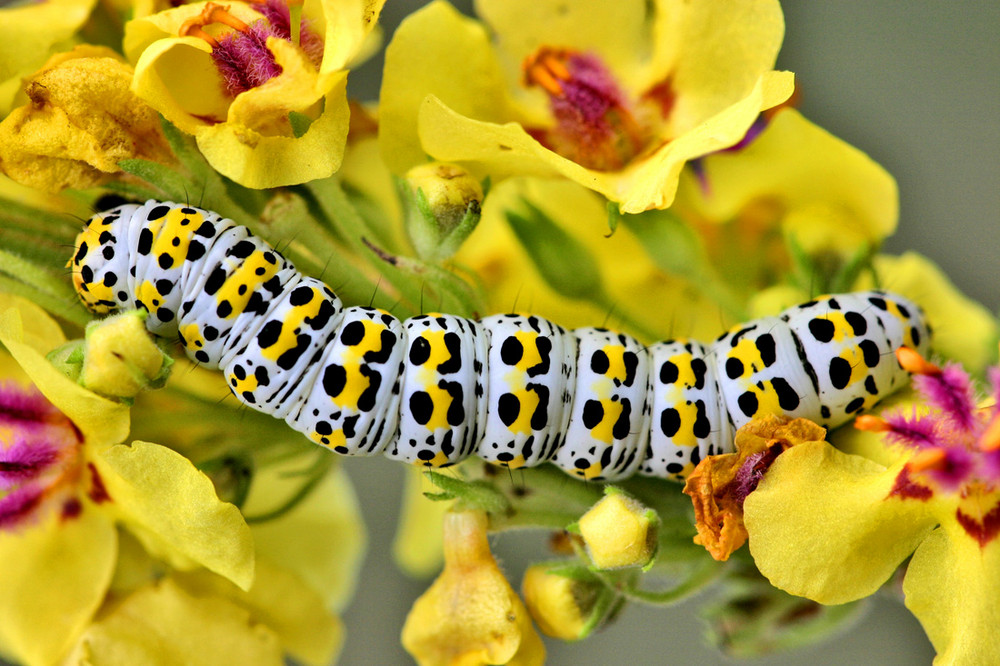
908;447;948;473
896;346;940;376
541;51;571;81
202;3;250;33
979;414;1000;452
524;61;564;97
179;21;220;47
854;414;891;432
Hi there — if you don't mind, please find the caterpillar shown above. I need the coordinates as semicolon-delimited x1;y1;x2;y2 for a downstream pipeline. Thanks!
69;200;931;482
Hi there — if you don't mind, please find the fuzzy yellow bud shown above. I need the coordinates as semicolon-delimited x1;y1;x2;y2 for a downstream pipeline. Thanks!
81;311;171;399
576;488;658;569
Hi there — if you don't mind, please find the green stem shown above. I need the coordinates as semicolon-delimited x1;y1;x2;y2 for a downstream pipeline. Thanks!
618;556;723;605
244;453;333;523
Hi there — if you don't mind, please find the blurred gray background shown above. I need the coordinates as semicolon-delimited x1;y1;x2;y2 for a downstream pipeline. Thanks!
340;1;998;665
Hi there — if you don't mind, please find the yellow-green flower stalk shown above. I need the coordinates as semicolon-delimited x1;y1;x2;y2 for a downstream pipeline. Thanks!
744;347;1000;665
0;294;253;666
380;0;793;213
0;45;172;193
125;0;385;188
401;509;545;666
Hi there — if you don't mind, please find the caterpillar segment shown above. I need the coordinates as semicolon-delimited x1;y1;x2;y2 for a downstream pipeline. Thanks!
69;201;933;482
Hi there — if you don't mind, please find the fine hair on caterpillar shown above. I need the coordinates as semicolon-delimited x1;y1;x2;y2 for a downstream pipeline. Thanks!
69;200;931;482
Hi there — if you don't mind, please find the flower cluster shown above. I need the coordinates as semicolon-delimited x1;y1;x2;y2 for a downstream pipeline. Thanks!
0;0;995;664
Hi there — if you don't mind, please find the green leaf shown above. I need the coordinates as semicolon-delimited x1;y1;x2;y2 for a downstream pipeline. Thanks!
118;158;192;202
505;199;606;302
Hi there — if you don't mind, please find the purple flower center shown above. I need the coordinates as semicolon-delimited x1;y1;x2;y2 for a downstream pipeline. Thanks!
182;0;323;98
522;47;651;171
0;382;83;530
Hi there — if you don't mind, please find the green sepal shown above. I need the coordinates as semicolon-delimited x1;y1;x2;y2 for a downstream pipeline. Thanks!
45;339;86;383
423;471;512;516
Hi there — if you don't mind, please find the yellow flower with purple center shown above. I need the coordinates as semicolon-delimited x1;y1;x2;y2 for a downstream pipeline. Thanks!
379;0;793;212
744;347;1000;664
125;0;385;188
0;294;253;666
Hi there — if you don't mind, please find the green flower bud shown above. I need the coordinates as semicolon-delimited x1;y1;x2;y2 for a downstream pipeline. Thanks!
575;487;659;570
401;162;483;261
80;311;172;399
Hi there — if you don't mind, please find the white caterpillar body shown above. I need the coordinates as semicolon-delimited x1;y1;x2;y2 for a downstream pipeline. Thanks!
70;201;930;481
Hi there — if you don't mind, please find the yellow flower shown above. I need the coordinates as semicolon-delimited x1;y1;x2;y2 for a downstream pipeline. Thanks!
379;0;793;213
0;0;97;115
674;108;899;261
521;564;607;641
125;0;385;188
0;294;253;666
63;461;366;666
401;510;545;666
79;311;171;399
0;45;172;193
744;349;1000;665
575;487;658;569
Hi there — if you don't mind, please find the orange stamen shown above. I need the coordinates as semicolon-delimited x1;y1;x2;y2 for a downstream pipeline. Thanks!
522;48;572;98
179;22;220;47
908;447;948;473
180;2;250;45
979;413;1000;452
854;414;891;432
896;346;941;376
202;3;250;33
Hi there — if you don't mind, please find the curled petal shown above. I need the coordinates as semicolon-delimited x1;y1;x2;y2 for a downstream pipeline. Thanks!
99;441;255;590
744;441;939;604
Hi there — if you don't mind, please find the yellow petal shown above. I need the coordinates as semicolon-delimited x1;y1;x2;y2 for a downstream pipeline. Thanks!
194;44;350;188
677;109;898;250
99;441;255;590
129;36;232;134
0;0;97;114
0;303;130;448
173;559;343;666
0;294;66;351
650;0;786;133
418;70;795;213
379;0;515;174
65;578;283;666
744;441;938;604
393;467;450;578
245;460;366;610
475;0;651;89
867;252;999;372
314;0;386;73
903;524;1000;665
0;508;117;666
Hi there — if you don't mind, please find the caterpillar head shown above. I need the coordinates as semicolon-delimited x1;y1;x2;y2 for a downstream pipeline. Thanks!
69;204;138;315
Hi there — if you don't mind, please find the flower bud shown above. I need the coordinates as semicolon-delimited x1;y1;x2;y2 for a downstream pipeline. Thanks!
401;162;483;261
80;311;172;399
401;510;545;666
521;564;611;641
575;487;658;570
